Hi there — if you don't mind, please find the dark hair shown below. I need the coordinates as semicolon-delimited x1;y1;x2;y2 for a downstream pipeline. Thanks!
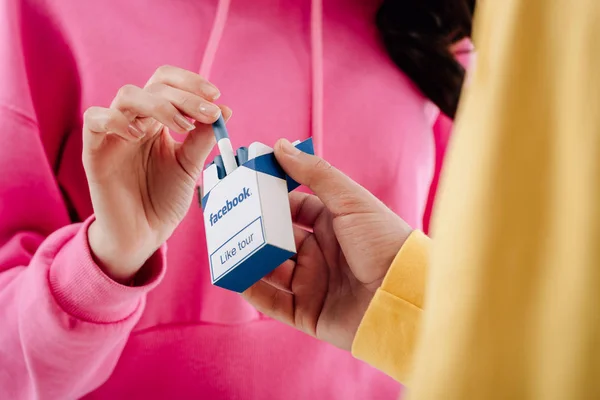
376;0;476;119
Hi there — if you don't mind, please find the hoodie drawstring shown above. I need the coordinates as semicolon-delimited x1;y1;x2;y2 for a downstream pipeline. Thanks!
310;0;324;157
310;0;323;157
200;0;324;157
199;0;232;79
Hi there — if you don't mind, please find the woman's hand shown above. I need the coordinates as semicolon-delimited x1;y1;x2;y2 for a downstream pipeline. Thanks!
243;140;413;351
82;66;231;283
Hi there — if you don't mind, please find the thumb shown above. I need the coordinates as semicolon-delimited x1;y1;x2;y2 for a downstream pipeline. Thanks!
274;139;378;216
177;106;232;179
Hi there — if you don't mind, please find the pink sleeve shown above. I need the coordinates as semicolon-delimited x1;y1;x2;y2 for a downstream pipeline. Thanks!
0;3;166;399
423;40;475;234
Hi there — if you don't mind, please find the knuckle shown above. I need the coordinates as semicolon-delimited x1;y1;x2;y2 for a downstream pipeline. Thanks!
153;99;173;115
83;107;111;132
116;84;136;99
82;107;96;122
306;157;334;191
191;78;207;91
313;158;333;174
154;64;173;78
178;93;194;108
145;82;162;94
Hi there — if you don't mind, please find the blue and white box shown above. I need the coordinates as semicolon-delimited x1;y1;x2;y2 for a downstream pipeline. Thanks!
200;138;314;293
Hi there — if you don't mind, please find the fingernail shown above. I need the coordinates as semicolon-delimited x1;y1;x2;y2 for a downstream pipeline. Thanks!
199;103;222;118
128;123;145;138
280;139;301;156
223;108;233;122
174;114;195;131
204;85;221;100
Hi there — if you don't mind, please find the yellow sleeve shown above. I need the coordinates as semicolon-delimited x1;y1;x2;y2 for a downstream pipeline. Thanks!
351;230;429;384
406;1;600;399
354;2;600;398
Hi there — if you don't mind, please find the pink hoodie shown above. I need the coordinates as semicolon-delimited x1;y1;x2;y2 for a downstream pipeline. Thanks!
0;0;469;398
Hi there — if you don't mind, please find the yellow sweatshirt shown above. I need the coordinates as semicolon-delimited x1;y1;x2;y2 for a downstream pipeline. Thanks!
352;1;600;399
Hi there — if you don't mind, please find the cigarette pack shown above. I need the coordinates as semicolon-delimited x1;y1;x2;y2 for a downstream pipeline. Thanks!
200;138;314;292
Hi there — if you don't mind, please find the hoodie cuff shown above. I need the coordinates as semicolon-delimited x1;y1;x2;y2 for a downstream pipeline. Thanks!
49;216;166;323
351;230;430;384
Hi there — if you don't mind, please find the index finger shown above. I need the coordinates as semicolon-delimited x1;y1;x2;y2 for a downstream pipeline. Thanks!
145;65;221;100
289;192;326;229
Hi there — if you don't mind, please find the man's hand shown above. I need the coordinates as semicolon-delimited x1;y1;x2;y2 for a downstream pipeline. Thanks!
243;139;413;351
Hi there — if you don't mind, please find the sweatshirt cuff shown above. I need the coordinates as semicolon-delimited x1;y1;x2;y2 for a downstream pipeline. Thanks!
49;216;167;323
351;230;430;384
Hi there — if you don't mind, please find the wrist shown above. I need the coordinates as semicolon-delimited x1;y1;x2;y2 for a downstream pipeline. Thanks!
350;231;429;381
375;230;429;308
363;224;414;294
348;228;417;345
87;220;157;283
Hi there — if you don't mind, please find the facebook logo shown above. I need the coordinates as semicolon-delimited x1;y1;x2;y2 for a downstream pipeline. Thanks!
209;187;252;226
